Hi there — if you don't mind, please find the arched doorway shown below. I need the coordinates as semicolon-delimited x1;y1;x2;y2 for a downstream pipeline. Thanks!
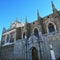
32;47;38;60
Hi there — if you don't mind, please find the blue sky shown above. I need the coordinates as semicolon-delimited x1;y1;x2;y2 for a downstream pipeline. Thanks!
0;0;60;40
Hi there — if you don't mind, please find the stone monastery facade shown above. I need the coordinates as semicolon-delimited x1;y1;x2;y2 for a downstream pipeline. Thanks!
1;1;60;60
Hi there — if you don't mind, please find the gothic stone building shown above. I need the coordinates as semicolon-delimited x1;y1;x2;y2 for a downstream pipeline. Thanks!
1;1;60;60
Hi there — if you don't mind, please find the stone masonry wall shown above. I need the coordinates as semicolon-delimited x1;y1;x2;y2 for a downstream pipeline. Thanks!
43;32;60;60
1;44;14;60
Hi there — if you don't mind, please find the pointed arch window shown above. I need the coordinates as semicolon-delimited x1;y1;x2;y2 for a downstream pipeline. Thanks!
48;23;55;32
10;32;15;42
6;35;9;43
34;28;39;37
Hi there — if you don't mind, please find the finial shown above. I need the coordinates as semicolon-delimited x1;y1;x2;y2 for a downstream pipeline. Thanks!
15;17;18;23
51;1;57;13
37;9;41;19
25;16;28;25
2;27;6;33
51;1;55;9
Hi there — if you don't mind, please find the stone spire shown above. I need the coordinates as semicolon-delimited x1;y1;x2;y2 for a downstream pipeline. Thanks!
37;9;41;20
51;1;57;13
25;16;28;25
25;16;28;39
51;1;60;17
2;27;6;33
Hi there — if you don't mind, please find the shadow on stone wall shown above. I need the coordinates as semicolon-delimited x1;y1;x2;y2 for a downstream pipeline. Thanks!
56;57;60;60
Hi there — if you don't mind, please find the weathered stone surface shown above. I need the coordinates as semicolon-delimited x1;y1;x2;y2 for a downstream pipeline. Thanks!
1;2;60;60
1;44;14;60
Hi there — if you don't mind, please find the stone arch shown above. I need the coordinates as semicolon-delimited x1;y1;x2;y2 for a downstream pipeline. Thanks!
46;22;57;33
